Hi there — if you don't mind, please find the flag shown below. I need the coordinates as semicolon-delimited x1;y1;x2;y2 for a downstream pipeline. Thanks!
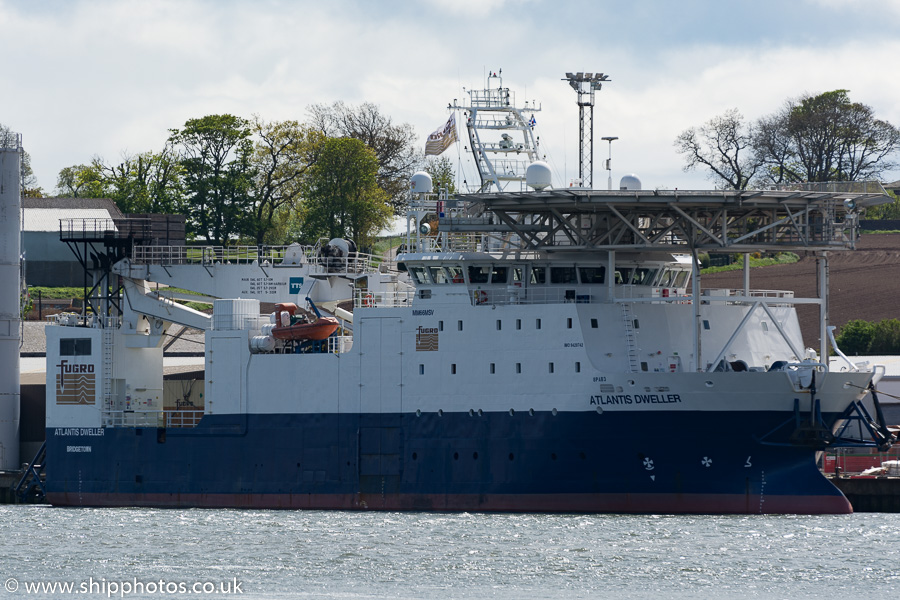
529;115;536;127
425;114;458;156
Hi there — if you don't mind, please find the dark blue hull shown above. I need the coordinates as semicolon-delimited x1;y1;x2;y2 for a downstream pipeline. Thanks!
45;410;850;514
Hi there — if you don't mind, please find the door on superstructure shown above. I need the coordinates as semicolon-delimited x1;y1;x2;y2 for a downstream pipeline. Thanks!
357;317;403;499
358;317;402;414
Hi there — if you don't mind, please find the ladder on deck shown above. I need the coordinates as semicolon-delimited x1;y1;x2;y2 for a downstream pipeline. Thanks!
102;325;115;411
621;303;640;373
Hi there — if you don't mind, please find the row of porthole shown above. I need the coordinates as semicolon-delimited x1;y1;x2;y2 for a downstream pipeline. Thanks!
415;407;605;417
409;451;590;461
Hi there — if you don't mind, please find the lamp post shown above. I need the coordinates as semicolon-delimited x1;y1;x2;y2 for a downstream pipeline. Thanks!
601;136;618;191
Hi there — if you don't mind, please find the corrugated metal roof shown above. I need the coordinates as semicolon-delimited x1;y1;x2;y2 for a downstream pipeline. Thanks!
23;208;115;232
23;197;123;217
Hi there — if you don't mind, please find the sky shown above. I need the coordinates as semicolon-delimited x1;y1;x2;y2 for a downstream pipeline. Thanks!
2;0;900;197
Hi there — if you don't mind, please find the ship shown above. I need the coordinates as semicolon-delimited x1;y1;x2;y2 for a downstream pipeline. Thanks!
40;74;896;514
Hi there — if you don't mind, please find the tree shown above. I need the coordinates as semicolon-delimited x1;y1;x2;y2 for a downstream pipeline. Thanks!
674;109;762;190
94;148;185;214
754;90;900;184
55;163;106;198
168;115;255;245
300;137;392;248
424;155;457;194
1;122;42;196
308;102;419;214
249;117;323;245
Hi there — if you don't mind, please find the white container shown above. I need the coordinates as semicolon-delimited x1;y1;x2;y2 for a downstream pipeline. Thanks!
213;299;261;330
250;335;276;353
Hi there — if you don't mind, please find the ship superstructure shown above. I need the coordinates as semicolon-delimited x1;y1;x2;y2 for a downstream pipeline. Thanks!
39;78;896;514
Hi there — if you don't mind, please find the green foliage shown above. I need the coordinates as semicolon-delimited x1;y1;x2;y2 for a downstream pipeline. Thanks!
97;149;185;214
20;289;33;320
700;252;799;274
56;164;106;198
250;118;323;245
835;319;900;355
28;287;86;300
168;114;256;245
300;137;392;247
864;190;900;220
308;102;419;215
424;156;457;194
835;320;876;355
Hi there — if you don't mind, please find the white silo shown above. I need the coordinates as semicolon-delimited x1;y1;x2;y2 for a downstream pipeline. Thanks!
0;140;21;470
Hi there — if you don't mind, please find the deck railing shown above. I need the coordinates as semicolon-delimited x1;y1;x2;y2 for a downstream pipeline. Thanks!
102;410;204;428
131;244;395;274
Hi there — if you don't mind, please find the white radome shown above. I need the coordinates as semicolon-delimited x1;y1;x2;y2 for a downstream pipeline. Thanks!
526;161;552;191
410;171;433;194
620;174;641;191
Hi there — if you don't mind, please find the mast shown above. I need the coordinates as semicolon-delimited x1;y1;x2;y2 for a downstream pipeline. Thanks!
451;70;542;192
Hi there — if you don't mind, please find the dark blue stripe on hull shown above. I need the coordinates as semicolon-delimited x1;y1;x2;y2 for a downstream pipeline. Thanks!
45;410;849;514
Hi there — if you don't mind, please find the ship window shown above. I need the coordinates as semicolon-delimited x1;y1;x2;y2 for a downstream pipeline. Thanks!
549;362;555;373
762;322;769;332
409;265;429;284
516;319;522;330
703;320;710;330
418;289;431;299
591;318;598;328
512;267;524;282
458;320;463;331
674;270;690;288
491;266;509;284
551;266;577;284
576;362;581;373
516;363;522;374
451;364;457;374
447;265;465;283
641;362;649;371
536;318;542;330
490;363;495;374
419;364;425;375
632;268;658;285
439;320;444;331
633;319;640;329
615;267;633;285
468;265;490;284
496;320;502;331
530;266;546;284
567;318;573;329
60;338;92;356
579;267;605;284
428;266;448;284
659;269;675;287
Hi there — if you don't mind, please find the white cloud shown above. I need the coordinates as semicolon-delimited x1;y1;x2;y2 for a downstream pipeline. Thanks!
2;0;898;194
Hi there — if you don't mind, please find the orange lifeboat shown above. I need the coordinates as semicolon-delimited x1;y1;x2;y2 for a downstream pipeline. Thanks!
271;317;339;341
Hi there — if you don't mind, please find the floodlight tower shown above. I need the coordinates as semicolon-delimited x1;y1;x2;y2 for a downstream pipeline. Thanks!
563;72;609;189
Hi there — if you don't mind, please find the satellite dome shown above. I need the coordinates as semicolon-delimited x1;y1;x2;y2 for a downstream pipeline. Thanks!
619;174;641;191
526;161;552;191
410;171;433;194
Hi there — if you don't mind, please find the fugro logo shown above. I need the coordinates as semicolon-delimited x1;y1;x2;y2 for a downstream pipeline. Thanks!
56;360;97;405
289;277;304;294
415;326;439;351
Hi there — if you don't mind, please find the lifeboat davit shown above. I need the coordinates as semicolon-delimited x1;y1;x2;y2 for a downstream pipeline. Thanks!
271;317;339;341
